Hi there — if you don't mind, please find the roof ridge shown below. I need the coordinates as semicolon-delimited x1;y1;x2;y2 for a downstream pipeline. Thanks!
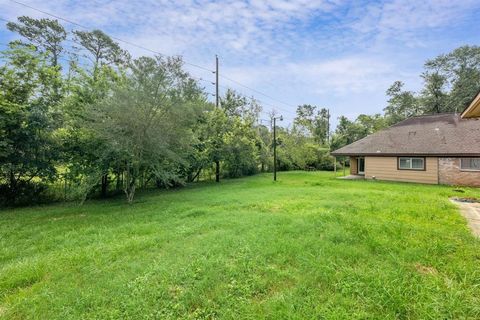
390;113;457;127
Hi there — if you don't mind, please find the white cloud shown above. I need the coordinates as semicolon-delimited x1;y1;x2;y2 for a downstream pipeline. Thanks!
1;0;479;123
350;0;480;47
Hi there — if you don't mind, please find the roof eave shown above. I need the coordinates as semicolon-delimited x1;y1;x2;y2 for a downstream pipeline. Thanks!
461;89;480;118
331;152;480;157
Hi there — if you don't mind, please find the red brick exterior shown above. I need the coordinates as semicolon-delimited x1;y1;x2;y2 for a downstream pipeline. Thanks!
438;158;480;187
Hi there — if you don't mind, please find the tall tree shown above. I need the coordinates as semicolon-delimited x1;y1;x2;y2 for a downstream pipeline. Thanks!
441;46;480;110
420;71;447;114
7;16;66;67
383;81;420;125
73;29;130;74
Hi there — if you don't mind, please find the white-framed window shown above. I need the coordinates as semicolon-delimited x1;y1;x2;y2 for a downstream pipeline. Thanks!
461;158;480;171
398;157;425;170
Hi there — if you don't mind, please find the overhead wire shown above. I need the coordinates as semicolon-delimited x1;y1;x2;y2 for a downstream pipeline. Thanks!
3;2;299;119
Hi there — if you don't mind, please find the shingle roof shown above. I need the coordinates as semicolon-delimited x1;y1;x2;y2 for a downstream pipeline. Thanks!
331;113;480;156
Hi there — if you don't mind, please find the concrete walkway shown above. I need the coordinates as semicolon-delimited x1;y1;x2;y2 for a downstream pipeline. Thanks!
450;198;480;237
338;175;365;180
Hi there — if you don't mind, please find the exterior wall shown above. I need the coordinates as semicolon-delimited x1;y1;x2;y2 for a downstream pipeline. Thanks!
364;156;439;184
350;156;358;175
438;158;480;187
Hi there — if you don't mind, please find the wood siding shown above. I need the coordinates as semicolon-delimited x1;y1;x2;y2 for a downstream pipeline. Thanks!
461;91;480;118
365;156;438;184
350;156;358;175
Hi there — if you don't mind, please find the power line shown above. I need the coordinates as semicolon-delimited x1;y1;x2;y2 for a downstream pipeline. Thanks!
7;0;214;73
218;73;296;109
3;2;300;115
215;82;296;116
191;71;295;116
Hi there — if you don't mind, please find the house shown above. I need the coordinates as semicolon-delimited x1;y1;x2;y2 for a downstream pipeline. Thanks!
331;91;480;187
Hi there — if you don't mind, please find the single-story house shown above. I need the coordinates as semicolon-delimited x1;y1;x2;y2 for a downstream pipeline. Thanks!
331;91;480;187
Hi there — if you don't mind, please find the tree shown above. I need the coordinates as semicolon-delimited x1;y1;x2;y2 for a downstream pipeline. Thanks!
73;29;130;74
59;64;123;199
86;56;203;202
0;44;62;204
67;31;130;196
294;104;330;145
221;89;261;122
330;114;386;152
383;81;420;125
421;71;447;114
387;45;480;118
199;107;228;182
7;16;66;67
255;124;272;172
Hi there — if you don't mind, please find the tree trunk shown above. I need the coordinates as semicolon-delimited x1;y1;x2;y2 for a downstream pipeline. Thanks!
125;176;136;203
215;161;220;183
9;170;17;205
191;168;202;182
116;171;121;191
101;174;108;198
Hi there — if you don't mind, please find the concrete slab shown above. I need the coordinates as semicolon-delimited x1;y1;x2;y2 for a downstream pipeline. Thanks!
450;198;480;237
339;175;365;180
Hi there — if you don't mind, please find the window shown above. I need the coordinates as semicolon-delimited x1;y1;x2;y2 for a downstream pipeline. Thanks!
461;158;480;171
398;157;425;170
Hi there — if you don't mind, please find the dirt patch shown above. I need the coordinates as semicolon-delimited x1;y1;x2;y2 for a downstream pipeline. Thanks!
451;197;480;203
450;198;480;237
414;263;438;276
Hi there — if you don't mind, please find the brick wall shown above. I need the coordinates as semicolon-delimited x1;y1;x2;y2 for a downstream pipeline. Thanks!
438;158;480;187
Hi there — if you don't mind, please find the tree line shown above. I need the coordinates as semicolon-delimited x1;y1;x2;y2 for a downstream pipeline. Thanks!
0;16;336;206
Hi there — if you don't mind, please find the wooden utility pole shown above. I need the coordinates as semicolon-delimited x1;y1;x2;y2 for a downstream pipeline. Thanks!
326;108;330;144
215;55;220;183
215;55;219;108
273;115;283;181
274;117;277;182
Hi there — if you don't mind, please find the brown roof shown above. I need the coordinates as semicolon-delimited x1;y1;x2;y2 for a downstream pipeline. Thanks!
331;113;480;156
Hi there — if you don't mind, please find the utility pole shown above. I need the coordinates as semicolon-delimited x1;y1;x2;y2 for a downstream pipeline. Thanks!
214;55;220;182
273;115;283;181
215;55;219;108
326;108;330;144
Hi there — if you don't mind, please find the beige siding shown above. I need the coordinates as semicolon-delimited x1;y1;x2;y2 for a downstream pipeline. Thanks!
350;156;358;175
365;156;438;184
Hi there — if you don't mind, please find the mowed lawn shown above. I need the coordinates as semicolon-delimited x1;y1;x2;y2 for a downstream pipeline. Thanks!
1;172;480;319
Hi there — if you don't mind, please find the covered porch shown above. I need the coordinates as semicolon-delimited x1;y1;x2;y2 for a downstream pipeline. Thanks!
333;155;365;178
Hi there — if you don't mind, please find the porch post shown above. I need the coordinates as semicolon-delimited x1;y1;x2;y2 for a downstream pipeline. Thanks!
334;156;337;176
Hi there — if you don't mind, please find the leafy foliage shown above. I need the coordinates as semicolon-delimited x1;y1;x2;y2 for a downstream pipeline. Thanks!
0;44;62;205
383;45;480;125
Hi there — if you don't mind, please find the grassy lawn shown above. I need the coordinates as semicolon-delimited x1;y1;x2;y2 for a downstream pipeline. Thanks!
1;171;480;319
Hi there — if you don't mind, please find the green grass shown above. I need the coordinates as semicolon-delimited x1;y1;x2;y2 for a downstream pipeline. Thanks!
1;171;480;319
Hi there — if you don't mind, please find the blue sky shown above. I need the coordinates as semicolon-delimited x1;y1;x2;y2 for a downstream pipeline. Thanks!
1;0;480;127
